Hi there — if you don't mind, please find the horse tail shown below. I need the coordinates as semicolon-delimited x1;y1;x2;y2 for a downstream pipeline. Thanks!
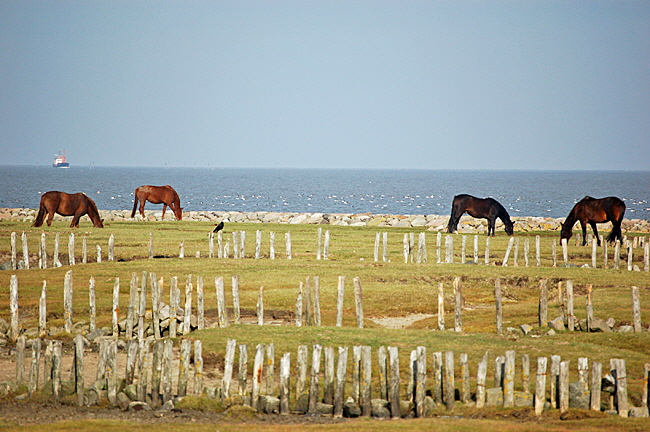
606;225;622;244
606;198;626;243
130;188;139;218
32;199;46;227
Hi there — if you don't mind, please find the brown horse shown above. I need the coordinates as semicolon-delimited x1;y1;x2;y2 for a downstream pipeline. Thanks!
131;185;183;220
33;191;104;228
447;194;514;236
560;196;625;246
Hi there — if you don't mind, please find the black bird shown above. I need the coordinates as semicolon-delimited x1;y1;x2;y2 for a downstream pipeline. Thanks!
213;221;224;233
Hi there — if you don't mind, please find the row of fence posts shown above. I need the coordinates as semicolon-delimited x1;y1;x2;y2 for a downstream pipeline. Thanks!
13;335;649;418
6;271;645;344
9;230;649;271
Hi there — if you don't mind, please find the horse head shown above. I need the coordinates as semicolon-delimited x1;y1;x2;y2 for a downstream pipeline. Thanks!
93;218;105;228
504;219;514;236
174;207;184;221
560;220;573;241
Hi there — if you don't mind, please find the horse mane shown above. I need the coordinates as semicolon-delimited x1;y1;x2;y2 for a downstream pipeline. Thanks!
84;194;101;218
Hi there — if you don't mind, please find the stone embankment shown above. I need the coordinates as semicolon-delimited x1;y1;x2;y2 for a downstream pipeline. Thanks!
2;208;650;233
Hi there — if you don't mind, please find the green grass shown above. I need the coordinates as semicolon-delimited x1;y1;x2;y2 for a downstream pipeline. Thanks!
1;220;649;430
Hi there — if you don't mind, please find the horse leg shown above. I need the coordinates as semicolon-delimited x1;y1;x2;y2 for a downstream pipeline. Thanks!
70;213;81;229
579;221;588;246
487;218;494;236
139;200;146;218
590;222;601;246
162;204;167;220
46;209;55;227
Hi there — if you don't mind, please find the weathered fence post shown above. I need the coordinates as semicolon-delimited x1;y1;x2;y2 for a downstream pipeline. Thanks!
269;231;275;259
432;352;443;405
353;277;364;328
280;352;291;415
388;346;401;419
614;240;621;270
74;334;84;406
416;346;428;416
222;339;237;398
22;232;30;270
67;233;75;265
378;346;388;401
125;339;138;385
295;284;303;327
360;345;372;416
334;346;349;418
217;231;223;258
476;352;488;408
40;233;47;269
524;237;530;267
485;237;490;265
561;238;568;266
112;277;120;337
495;278;503;335
324;230;330;260
215;277;228;328
64;270;73;333
232;232;239;259
317;227;323;260
182;275;193;334
256;230;262;259
138;271;147;341
559;360;570;413
285;231;292;259
459;352;470;404
460;235;466;264
474;235;479;263
136;340;150;401
436;232;442;263
209;232;214;258
257;285;264;326
28;338;41;397
197;276;205;330
52;341;62;402
438;282;445;331
169;276;179;337
336;276;345;327
240;230;246;259
444;351;455;410
591;237;597;268
534;357;547;416
11;232;17;270
308;344;322;414
296;345;308;403
503;350;516;407
603;239;609;268
266;343;275;396
151;340;164;406
374;232;380;262
586;284;594;331
403;233;410;263
232;275;240;325
642;363;649;413
632;286;642;332
178;339;192;397
522;354;530;394
454;277;462;332
15;335;26;386
539;279;548;327
38;281;47;337
535;235;541;267
590;361;602;411
238;344;248;397
503;237;514;266
627;243;633;271
313;276;321;326
10;275;19;341
495;355;505;388
550;355;561;409
566;279;575;331
324;346;335;405
612;358;629;417
513;237;520;266
445;235;454;263
108;234;115;261
194;340;203;396
252;343;265;410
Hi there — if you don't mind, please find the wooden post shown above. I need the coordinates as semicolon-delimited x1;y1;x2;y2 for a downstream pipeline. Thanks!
324;230;330;260
534;357;547;416
215;277;228;328
10;275;19;341
232;232;239;259
378;346;388;401
136;340;150;401
138;271;147;341
240;230;246;259
524;237;530;267
178;339;192;397
513;237;520;266
255;230;262;259
432;352;443;405
436;232;442;263
566;279;574;331
632;286;642;332
238;344;248;397
460;235;466;264
459;352;469;404
151;340;164;406
419;232;428;264
169;276;179;337
222;339;236;398
194;340;203;396
382;232;388;262
217;231;223;258
324;346;335;405
550;355;561;409
296;284;303;327
445;235;454;263
151;274;161;338
578;357;589;386
503;236;514;266
590;361;602;411
536;235;541;267
559;360;570;413
183;275;193;334
285;231;292;259
232;275;240;325
108;234;114;261
313;276;321;326
317;227;323;260
112;277;120;337
67;233;75;265
64;270;73;333
252;343;265;410
280;352;290;415
561;238;569;266
409;233;415;263
495;278;503;335
495;355;505;388
374;233;380;262
28;338;41;397
334;346;349;418
53;232;62;267
38;281;47;337
474;235;479;263
485;237;490;265
522;354;530;394
476;352;488;408
40;233;47;269
22;232;30;270
209;232;214;258
627;243;633;271
257;285;264;326
266;343;275;396
296;345;308;402
15;335;26;386
125;339;138;385
269;232;276;259
353;277;364;328
454;277;462;332
360;346;372;416
642;363;649;414
586;284;594;332
336;276;345;327
388;346;401;419
504;350;515;407
612;359;629;417
197;276;205;330
74;334;84;406
308;344;322;414
591;237;597;268
539;279;548;327
438;283;445;331
179;239;185;259
11;232;17;270
106;341;118;406
52;341;62;402
403;233;409;263
416;346;427;416
352;346;361;403
444;351;455;410
644;241;649;272
603;239;609;268
614;240;620;270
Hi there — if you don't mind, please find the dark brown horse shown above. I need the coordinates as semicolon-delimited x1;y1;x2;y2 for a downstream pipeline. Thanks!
560;196;625;246
447;194;514;236
33;191;104;228
131;185;183;220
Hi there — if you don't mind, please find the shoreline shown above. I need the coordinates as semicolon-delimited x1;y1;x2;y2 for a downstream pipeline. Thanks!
2;208;649;233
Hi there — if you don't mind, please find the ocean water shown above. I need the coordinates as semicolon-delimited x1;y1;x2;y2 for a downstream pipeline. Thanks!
1;166;648;220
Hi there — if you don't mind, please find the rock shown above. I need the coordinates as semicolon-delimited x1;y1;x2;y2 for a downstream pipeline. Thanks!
400;400;415;418
589;318;612;333
295;393;309;414
547;329;556;336
0;381;17;396
486;388;503;407
156;400;175;412
123;384;138;401
257;395;280;414
371;399;390;418
423;395;436;416
316;402;333;415
628;407;649;417
606;318;616;328
343;397;361;418
569;382;590;409
127;401;153;411
84;388;100;406
548;317;565;331
117;392;131;410
204;386;221;400
520;324;533;335
616;325;634;333
514;391;534;407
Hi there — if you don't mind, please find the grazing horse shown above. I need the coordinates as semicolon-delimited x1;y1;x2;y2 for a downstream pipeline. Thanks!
447;194;514;236
131;185;183;220
560;196;625;246
33;191;104;228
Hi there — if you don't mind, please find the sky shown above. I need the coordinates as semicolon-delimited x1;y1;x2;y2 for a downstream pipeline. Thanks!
1;1;649;170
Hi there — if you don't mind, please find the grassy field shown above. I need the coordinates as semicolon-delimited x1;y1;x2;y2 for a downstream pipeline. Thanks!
0;218;649;430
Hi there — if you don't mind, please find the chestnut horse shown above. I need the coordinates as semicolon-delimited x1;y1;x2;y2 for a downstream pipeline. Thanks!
447;194;514;236
33;191;104;228
131;185;183;220
560;196;625;246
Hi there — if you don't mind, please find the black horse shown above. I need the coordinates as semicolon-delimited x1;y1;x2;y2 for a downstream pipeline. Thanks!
560;196;625;246
447;194;514;236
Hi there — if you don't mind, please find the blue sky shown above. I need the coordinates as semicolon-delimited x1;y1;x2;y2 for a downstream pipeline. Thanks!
1;1;649;170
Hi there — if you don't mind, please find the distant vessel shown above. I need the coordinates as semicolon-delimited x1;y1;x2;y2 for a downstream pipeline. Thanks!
53;150;69;168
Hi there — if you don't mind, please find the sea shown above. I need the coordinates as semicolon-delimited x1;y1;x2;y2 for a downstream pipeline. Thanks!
1;166;649;220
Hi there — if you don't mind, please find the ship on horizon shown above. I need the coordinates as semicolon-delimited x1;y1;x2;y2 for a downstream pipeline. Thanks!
53;150;69;168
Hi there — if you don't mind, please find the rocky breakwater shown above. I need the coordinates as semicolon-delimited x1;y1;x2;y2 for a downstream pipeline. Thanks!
2;208;649;233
